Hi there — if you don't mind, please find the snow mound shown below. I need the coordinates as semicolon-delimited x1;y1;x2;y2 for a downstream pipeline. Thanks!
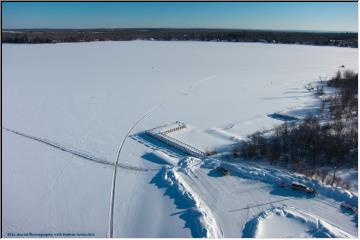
161;167;222;238
243;207;354;238
152;150;179;166
178;157;203;170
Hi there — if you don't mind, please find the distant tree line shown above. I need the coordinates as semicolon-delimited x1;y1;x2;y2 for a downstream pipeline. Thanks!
2;28;358;47
233;70;358;187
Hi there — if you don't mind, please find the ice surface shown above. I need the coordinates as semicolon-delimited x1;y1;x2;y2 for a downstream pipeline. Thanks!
3;41;358;237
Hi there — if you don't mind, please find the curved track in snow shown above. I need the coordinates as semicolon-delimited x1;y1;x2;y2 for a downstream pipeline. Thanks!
108;75;217;237
107;104;161;237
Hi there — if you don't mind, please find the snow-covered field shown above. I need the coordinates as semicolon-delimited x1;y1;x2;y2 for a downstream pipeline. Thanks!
3;41;358;237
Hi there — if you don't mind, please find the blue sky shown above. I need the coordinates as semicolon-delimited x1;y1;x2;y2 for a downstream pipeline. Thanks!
2;2;358;32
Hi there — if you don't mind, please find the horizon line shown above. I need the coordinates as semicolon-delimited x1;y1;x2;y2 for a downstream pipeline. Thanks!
2;27;357;34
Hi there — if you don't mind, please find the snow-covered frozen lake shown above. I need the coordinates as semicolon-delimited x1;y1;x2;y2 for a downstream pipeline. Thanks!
3;41;358;237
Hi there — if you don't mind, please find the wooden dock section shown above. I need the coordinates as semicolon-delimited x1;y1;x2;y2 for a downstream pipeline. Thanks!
145;121;207;158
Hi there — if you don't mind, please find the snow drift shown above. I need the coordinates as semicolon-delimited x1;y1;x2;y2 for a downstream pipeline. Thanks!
160;166;222;238
242;206;355;238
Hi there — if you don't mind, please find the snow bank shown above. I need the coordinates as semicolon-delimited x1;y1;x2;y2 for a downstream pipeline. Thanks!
243;206;354;238
337;169;358;193
161;166;222;238
152;150;179;166
203;158;358;206
177;157;203;174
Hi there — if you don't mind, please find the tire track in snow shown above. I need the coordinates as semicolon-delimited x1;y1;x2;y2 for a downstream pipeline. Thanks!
2;127;159;172
108;75;217;237
108;104;161;237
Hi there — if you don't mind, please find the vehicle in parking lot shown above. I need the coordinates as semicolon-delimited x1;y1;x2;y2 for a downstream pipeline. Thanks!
340;202;358;214
217;166;229;176
291;182;316;194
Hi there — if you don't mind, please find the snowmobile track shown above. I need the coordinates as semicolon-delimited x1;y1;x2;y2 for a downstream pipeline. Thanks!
2;127;159;172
